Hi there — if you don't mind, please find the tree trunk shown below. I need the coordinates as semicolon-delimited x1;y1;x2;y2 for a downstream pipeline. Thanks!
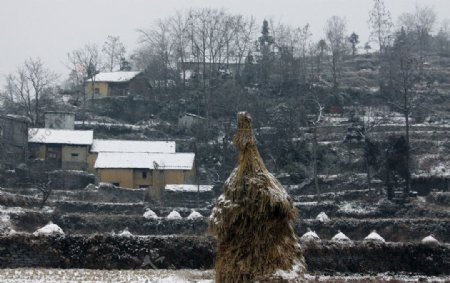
313;124;320;200
404;89;411;195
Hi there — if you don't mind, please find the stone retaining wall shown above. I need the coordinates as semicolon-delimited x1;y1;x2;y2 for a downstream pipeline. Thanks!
0;234;448;275
9;213;450;242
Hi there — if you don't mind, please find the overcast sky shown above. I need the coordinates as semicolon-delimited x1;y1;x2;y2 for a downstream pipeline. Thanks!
1;0;449;86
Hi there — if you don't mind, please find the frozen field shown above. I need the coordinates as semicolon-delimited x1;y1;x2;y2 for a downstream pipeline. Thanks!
1;269;449;282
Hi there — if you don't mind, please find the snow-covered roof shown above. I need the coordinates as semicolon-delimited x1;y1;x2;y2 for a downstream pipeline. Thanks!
88;71;141;83
94;152;195;170
91;139;176;153
165;184;213;192
29;128;93;145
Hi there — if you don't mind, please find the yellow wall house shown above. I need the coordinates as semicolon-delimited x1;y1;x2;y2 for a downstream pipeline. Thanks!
87;139;176;173
28;128;93;170
85;71;147;98
94;151;196;197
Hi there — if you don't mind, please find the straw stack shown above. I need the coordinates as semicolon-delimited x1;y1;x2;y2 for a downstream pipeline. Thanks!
209;112;305;282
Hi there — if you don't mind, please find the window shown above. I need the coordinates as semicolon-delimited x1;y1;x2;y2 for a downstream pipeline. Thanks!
48;152;57;159
71;153;79;158
112;182;120;187
142;171;147;179
94;87;100;94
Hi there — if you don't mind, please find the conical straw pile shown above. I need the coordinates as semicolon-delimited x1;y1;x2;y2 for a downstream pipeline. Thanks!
209;111;305;282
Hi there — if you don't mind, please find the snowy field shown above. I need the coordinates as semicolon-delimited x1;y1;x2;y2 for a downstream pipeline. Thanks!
1;269;449;283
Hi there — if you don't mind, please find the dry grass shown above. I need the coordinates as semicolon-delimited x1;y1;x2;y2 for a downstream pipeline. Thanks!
209;112;305;282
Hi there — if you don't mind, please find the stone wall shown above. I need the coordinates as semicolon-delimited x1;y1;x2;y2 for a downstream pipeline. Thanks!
8;211;449;242
0;234;448;275
49;170;96;190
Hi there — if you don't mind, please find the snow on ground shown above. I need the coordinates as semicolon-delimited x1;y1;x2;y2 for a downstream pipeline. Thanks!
0;269;448;283
33;222;64;236
338;201;377;216
165;184;213;192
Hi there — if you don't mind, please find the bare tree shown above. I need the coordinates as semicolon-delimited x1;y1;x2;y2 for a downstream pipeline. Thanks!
368;0;393;54
325;16;348;88
137;19;175;90
398;5;437;64
385;28;422;195
37;179;53;209
102;35;126;72
168;11;191;87
67;44;102;122
5;58;58;126
230;15;256;79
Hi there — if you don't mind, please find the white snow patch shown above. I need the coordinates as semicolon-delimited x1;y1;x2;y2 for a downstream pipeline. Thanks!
118;228;133;237
273;260;304;280
33;222;64;236
364;230;385;243
422;235;439;244
316;212;330;223
331;231;352;243
300;229;320;242
166;211;182;220
143;209;159;219
165;184;213;192
187;210;203;220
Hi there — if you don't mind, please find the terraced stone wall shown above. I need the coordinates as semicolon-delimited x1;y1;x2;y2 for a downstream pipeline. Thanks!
0;234;448;275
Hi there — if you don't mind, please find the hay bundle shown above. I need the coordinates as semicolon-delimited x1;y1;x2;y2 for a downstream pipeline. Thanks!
209;112;305;282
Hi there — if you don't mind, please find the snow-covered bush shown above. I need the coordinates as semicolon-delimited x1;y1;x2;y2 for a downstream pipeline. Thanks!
331;231;352;243
143;209;159;219
364;230;385;243
421;235;439;244
300;229;320;242
33;222;64;236
187;210;203;220
316;212;330;223
118;228;133;237
166;210;182;220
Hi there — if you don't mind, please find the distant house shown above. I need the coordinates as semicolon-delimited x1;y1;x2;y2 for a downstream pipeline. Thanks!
85;71;149;98
0;115;29;169
94;152;196;196
28;128;93;170
87;139;176;173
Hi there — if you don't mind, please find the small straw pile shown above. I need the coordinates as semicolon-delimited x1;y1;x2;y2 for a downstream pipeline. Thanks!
209;112;305;282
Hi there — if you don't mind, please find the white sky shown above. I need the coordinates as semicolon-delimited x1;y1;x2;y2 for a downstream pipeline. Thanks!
1;0;449;86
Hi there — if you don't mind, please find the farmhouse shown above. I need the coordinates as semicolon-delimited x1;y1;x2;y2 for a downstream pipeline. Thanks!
28;128;93;171
85;71;149;98
94;152;196;196
87;139;176;173
0;115;29;169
